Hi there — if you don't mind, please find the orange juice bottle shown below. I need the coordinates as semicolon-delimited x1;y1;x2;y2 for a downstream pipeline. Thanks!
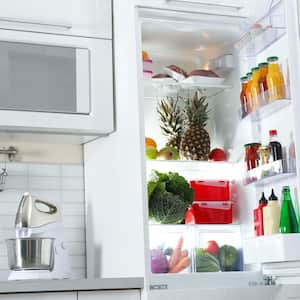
240;76;248;117
245;72;253;113
258;62;268;104
267;56;285;101
251;67;261;110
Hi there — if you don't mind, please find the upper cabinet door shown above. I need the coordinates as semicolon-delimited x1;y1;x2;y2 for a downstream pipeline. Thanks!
78;290;140;300
0;0;112;39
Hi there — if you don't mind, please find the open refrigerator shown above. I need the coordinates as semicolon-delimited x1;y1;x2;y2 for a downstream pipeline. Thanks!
136;0;300;298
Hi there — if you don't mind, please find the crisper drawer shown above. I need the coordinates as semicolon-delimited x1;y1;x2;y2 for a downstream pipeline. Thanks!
0;0;112;38
0;29;114;135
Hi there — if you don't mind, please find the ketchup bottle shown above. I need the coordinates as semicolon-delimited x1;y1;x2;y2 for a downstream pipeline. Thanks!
254;192;268;236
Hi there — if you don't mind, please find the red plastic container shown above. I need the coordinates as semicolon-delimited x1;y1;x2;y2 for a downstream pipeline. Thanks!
185;201;233;224
190;180;230;201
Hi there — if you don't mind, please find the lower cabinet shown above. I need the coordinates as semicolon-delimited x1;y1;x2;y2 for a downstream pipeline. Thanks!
0;292;76;300
78;290;140;300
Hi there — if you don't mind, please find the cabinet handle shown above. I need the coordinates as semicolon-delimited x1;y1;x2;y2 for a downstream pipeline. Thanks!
0;17;72;30
165;0;243;10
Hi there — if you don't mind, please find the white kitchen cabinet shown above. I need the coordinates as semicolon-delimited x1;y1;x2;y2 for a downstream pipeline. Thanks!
0;0;112;38
78;290;140;300
0;292;77;300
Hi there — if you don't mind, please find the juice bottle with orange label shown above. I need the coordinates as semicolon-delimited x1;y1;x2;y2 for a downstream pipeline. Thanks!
240;76;248;117
267;56;285;101
245;72;253;113
258;62;268;104
251;67;261;110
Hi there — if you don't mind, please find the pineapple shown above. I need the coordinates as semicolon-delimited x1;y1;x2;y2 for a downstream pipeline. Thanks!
157;96;183;151
180;92;210;160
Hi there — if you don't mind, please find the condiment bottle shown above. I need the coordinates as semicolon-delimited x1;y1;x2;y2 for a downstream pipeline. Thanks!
258;62;268;104
245;72;253;113
269;130;283;161
263;189;280;235
253;192;268;236
240;76;248;117
251;67;261;110
280;186;299;234
267;56;285;101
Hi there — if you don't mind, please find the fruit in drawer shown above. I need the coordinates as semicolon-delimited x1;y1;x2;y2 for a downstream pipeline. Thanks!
195;248;221;272
146;147;158;160
204;240;220;256
157;147;179;160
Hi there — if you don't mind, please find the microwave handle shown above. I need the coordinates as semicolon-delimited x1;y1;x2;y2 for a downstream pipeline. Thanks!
0;17;72;30
165;0;243;10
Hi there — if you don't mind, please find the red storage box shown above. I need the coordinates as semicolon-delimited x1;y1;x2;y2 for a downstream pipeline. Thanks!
185;201;233;224
190;180;230;201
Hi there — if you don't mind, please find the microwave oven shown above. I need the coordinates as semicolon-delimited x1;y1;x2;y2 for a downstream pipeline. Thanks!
0;28;114;136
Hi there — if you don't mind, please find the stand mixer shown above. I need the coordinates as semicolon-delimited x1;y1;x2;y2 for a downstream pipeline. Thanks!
6;192;71;280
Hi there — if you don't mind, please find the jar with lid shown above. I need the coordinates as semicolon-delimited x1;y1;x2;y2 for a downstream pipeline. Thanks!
244;143;261;170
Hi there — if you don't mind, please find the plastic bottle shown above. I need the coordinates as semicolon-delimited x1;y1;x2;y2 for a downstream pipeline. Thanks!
251;67;261;110
240;76;248;117
253;192;268;236
279;186;299;234
267;56;285;101
258;62;268;104
269;129;283;162
245;72;253;113
263;189;280;235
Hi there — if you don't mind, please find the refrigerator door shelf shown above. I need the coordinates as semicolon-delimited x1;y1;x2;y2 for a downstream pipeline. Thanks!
243;233;300;265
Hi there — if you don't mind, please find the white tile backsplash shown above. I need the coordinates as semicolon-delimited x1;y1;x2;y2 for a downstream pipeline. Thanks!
0;161;86;280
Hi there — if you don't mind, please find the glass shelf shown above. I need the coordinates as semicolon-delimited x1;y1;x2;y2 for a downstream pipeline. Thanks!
244;159;296;186
146;160;235;180
241;99;291;122
235;0;286;57
143;79;232;98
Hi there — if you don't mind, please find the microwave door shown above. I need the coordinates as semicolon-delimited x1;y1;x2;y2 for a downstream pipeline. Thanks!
0;40;90;115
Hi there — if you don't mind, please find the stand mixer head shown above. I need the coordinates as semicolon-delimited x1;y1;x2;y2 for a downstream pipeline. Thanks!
6;192;70;280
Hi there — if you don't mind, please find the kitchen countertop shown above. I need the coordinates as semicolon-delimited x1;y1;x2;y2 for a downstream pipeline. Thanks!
0;277;144;294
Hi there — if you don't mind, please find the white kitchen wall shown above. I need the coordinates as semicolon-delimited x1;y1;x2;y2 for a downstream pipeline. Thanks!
0;161;86;280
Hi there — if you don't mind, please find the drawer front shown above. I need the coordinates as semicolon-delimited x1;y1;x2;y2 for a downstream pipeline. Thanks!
0;292;76;300
0;0;112;38
78;290;140;300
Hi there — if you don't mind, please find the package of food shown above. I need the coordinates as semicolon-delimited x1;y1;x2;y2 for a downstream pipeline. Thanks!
164;65;188;81
182;69;224;85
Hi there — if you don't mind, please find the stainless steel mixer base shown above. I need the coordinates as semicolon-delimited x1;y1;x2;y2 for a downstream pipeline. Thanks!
6;238;55;271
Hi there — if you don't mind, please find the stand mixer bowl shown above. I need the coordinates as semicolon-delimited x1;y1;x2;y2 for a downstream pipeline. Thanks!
6;238;55;271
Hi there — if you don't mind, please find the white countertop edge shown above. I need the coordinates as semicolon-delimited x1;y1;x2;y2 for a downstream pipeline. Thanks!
0;278;144;294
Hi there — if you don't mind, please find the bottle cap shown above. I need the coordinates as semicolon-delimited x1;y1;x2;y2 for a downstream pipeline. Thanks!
251;67;259;71
259;192;268;205
283;186;290;191
240;76;248;81
258;62;268;67
269;129;278;136
246;72;252;77
267;56;279;62
269;189;278;201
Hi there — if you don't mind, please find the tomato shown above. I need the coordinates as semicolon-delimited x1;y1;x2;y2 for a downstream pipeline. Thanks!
204;240;220;256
